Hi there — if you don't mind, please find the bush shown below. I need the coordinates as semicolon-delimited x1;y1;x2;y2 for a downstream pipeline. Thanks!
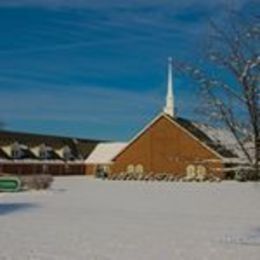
168;175;176;182
234;169;256;182
137;173;145;181
19;174;54;190
154;173;166;181
111;174;118;180
117;172;125;180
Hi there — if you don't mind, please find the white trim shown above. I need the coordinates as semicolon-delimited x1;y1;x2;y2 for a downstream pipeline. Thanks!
112;113;224;161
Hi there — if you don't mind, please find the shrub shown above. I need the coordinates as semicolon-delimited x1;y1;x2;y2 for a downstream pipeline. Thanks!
154;173;166;181
137;173;145;181
148;175;155;181
111;174;118;180
19;174;53;190
144;174;150;181
234;169;250;182
168;175;176;182
123;173;130;180
116;172;124;180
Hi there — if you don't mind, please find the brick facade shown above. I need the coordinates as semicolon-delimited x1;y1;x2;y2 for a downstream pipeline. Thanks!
111;115;224;178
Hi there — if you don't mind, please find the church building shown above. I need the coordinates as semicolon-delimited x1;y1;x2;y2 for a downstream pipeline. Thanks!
85;58;238;178
0;130;101;175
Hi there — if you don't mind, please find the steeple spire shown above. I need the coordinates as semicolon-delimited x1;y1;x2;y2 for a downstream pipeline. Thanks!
163;57;174;117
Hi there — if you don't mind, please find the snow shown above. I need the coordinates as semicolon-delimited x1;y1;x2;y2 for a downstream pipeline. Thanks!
1;177;260;260
85;142;127;164
194;123;249;159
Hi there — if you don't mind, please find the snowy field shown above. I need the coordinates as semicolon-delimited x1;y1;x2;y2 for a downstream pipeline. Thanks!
1;177;260;260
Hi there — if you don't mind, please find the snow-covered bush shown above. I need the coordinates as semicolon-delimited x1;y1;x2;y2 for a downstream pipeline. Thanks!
234;169;258;182
19;174;53;190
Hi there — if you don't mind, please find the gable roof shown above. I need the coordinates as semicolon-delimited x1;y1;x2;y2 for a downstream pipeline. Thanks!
112;113;237;161
85;142;128;164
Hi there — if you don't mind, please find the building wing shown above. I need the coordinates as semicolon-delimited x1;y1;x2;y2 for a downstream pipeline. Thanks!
85;142;128;165
0;130;102;161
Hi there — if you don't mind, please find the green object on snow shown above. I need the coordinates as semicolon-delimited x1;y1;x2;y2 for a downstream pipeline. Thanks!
0;176;21;192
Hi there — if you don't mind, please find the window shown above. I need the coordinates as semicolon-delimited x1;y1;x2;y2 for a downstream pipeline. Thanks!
63;146;72;161
135;164;144;174
197;165;207;177
186;165;196;178
11;142;22;159
126;164;135;173
39;144;49;159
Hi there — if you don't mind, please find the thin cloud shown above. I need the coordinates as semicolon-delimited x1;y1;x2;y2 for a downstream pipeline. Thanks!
0;0;250;10
0;83;162;124
0;0;252;57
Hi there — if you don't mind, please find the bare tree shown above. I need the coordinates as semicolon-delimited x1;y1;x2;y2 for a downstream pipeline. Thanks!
175;13;259;179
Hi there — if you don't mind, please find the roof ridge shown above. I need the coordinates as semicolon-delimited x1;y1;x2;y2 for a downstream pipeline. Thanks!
0;129;104;143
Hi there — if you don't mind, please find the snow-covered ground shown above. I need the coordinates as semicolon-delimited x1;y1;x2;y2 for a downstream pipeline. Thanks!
1;177;260;260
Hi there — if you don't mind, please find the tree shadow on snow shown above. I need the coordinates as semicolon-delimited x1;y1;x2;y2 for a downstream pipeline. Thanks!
0;203;38;216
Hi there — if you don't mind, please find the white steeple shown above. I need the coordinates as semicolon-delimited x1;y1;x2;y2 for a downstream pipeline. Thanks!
163;57;174;117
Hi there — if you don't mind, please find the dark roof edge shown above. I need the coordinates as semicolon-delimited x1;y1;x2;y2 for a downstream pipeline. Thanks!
0;129;105;143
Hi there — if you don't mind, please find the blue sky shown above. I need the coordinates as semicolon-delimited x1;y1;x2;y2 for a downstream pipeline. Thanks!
0;0;258;140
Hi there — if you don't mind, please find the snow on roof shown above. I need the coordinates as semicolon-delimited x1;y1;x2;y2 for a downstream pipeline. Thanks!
85;142;128;164
194;124;237;146
193;123;252;160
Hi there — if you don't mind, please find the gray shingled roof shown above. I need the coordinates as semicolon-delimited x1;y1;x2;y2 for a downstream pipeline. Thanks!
0;130;103;160
165;115;238;158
